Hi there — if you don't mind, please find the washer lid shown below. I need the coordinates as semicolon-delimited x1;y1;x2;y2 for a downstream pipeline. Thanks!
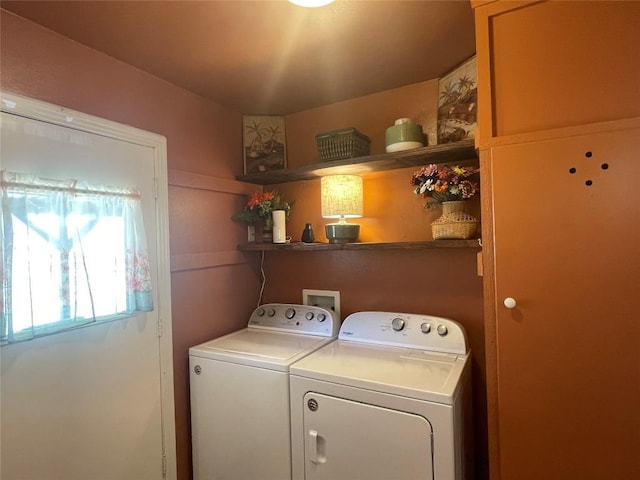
289;340;469;404
189;329;334;371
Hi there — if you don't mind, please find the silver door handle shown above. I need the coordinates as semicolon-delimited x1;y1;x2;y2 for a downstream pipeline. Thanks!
307;429;326;465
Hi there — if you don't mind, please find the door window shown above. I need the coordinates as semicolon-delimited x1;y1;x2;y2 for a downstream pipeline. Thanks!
1;170;153;343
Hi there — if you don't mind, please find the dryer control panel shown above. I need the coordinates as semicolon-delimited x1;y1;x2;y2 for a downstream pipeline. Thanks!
338;311;468;354
248;303;340;337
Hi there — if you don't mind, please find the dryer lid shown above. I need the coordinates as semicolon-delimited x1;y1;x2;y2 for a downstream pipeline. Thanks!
290;340;469;404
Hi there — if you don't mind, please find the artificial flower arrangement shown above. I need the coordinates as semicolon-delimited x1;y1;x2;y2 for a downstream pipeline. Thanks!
232;190;293;227
410;163;479;208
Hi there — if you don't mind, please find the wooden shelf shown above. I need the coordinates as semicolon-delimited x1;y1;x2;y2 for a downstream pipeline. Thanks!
238;239;481;252
237;139;477;185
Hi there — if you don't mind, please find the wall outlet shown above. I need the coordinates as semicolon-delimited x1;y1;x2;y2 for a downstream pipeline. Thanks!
303;289;341;320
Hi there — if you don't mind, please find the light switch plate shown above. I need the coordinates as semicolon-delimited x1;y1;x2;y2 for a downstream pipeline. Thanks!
303;289;341;320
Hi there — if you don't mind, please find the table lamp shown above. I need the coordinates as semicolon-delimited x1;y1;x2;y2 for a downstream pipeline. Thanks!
321;174;363;243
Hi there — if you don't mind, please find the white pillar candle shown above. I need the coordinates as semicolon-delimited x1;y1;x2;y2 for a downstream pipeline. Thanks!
272;210;286;244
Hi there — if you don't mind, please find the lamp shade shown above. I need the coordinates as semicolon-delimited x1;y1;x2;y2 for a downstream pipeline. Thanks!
289;0;334;7
321;175;363;218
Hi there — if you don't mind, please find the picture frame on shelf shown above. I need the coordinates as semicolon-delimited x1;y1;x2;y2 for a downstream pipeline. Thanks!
243;115;287;175
437;56;477;144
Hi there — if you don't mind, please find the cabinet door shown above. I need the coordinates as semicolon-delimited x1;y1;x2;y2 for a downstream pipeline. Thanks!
302;392;433;480
474;0;640;140
490;127;640;480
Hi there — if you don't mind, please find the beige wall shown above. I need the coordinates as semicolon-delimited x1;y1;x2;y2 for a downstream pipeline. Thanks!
262;83;488;478
2;8;489;480
1;10;257;480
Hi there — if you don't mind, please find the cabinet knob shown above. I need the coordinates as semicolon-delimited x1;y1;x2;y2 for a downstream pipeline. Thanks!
503;297;517;309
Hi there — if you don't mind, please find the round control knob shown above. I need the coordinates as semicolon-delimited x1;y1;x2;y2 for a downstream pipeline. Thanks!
420;322;431;334
391;317;405;332
305;312;315;321
317;313;327;322
256;308;265;316
285;308;296;319
436;324;448;336
267;308;276;317
503;297;517;309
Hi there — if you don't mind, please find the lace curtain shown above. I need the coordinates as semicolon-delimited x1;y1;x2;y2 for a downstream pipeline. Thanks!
1;170;154;344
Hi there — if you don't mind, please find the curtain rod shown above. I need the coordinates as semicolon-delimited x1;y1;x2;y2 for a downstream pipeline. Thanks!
0;179;141;199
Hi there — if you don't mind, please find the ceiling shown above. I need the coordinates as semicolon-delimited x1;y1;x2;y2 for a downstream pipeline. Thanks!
1;0;476;115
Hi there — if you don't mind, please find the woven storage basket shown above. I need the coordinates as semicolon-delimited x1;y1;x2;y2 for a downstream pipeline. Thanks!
315;127;370;161
431;202;478;239
431;212;478;239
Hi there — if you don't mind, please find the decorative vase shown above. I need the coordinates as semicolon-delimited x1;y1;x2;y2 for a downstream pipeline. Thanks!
262;228;273;243
260;218;274;243
301;223;315;243
431;200;479;240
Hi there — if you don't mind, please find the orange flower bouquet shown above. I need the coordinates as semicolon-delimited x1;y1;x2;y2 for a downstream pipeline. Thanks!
232;190;293;227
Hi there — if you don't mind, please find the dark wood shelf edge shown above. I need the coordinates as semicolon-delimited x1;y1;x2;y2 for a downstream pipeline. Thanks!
236;139;477;185
238;239;481;252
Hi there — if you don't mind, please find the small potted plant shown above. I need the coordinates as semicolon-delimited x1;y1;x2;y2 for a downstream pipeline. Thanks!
232;190;293;242
410;164;480;239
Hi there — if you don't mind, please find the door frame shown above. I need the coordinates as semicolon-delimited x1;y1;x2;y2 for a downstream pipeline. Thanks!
1;91;177;479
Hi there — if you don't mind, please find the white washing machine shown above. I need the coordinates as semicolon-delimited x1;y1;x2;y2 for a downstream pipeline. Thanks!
189;303;340;480
290;311;472;480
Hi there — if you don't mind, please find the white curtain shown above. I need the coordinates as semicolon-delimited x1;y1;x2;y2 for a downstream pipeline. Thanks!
1;170;153;343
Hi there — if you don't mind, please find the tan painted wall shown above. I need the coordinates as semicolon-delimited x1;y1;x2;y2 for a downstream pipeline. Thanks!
277;81;480;245
259;84;488;478
0;10;257;480
2;8;489;480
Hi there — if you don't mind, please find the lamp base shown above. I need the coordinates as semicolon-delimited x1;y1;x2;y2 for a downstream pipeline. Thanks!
325;223;360;244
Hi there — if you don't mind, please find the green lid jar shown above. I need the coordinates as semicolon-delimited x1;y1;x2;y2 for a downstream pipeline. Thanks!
385;118;425;153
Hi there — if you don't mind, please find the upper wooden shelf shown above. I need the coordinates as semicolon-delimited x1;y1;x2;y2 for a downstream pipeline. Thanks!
237;139;477;185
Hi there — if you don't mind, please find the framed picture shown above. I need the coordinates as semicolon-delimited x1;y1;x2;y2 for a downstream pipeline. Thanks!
437;56;477;144
243;115;287;174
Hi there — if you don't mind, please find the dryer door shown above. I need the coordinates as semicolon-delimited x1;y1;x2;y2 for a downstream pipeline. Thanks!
303;392;434;480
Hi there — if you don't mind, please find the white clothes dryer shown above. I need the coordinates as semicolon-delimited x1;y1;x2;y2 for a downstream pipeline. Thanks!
290;311;472;480
189;303;340;480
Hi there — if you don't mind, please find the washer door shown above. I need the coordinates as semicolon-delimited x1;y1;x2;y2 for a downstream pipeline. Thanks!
190;357;291;480
303;392;434;480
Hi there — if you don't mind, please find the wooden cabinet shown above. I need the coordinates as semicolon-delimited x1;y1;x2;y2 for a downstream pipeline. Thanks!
473;2;640;478
485;122;640;480
473;0;640;144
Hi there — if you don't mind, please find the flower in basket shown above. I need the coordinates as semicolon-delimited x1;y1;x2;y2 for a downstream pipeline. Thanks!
410;164;479;208
231;190;294;227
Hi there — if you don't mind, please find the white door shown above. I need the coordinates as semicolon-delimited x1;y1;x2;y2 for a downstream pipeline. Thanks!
0;94;175;479
302;392;434;480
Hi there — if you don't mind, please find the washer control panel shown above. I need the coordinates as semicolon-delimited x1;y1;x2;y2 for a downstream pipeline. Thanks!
248;303;339;337
338;311;468;354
